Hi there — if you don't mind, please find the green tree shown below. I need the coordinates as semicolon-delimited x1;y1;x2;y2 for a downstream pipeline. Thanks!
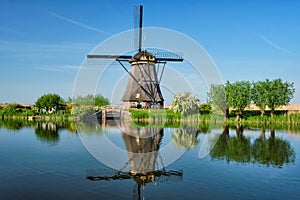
226;81;251;121
265;79;294;117
252;80;269;116
72;94;109;116
172;92;199;116
252;79;295;117
73;94;109;107
208;84;229;119
35;93;63;113
199;103;212;114
94;94;110;107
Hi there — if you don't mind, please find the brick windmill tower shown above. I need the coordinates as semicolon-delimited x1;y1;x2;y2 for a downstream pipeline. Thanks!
87;5;183;109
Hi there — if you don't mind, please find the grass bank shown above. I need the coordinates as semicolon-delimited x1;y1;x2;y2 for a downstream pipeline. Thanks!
1;113;73;121
129;109;300;126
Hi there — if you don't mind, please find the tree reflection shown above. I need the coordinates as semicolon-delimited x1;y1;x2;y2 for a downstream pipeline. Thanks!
252;128;295;168
172;128;200;149
0;119;36;130
35;122;59;145
210;126;295;167
75;121;103;134
210;125;251;163
199;122;210;133
0;119;106;145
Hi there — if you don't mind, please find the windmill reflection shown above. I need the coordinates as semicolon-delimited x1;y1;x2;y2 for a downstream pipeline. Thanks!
86;121;183;200
210;125;295;168
122;127;164;174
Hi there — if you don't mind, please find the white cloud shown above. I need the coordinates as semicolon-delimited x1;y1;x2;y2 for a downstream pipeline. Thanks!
260;35;296;56
47;11;109;35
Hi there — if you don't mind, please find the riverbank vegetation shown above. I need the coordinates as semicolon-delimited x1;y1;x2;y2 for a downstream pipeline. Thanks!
0;93;109;120
129;109;300;125
0;78;298;127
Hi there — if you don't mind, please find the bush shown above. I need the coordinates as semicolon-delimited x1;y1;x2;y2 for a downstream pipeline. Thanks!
172;92;199;116
1;104;35;116
199;103;212;114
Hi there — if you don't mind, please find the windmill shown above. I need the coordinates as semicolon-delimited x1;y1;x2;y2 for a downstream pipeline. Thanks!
87;5;183;109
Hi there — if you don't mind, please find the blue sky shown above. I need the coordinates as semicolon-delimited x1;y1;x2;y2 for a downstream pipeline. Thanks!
0;0;299;104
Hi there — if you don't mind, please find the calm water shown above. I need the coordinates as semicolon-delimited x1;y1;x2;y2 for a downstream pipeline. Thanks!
0;120;300;200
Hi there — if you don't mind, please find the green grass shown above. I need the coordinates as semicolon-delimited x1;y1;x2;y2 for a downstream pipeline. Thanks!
227;112;300;125
129;109;300;127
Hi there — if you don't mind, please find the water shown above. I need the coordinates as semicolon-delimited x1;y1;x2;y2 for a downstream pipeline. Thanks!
0;120;300;200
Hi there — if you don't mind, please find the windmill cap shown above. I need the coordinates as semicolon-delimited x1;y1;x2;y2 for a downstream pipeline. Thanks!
129;50;156;63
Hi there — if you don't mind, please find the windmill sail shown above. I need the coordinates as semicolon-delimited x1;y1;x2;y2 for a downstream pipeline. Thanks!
133;5;143;52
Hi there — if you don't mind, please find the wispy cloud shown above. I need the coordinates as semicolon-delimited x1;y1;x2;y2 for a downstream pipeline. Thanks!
33;65;79;73
47;11;109;35
0;39;94;58
260;35;296;56
0;26;26;37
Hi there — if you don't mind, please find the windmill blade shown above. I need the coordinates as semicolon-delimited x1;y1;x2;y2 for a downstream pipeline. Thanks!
133;6;139;51
155;51;184;62
86;168;183;182
134;5;143;52
157;58;184;62
87;55;131;60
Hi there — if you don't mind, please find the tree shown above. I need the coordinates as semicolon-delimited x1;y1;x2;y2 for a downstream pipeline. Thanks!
94;94;110;107
265;79;294;117
199;103;212;114
172;92;199;116
252;80;269;116
72;94;110;116
35;93;63;113
208;84;229;119
226;81;251;121
252;79;295;117
73;94;109;107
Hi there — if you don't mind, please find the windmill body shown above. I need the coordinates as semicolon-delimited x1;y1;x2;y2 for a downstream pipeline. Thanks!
122;50;164;109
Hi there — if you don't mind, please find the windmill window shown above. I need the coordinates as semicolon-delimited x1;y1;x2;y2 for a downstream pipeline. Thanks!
136;93;140;98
